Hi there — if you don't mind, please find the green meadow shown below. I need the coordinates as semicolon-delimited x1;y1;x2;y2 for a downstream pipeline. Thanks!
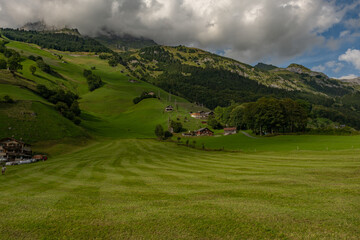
0;40;360;239
194;132;360;152
1;139;360;239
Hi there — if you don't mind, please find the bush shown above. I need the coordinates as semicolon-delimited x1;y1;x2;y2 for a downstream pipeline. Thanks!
7;57;22;72
133;91;157;104
83;69;103;91
207;116;222;129
155;124;164;139
29;65;36;75
2;95;14;103
36;59;51;73
164;131;173;139
0;59;7;69
36;84;81;124
170;121;183;133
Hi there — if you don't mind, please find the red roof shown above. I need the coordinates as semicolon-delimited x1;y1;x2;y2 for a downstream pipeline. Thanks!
224;128;237;131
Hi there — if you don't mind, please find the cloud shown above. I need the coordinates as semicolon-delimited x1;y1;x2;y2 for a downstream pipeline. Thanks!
345;15;360;29
312;61;344;73
325;61;344;73
0;0;352;63
339;30;350;38
312;65;326;72
339;49;360;70
339;74;358;80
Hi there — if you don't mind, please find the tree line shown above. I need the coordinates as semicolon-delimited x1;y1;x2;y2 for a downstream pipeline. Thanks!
0;41;23;72
1;28;112;53
36;84;81;125
83;69;104;91
133;91;157;104
215;98;309;135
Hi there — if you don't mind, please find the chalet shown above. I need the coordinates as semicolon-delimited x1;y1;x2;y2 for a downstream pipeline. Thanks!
195;128;214;136
190;111;214;119
0;138;32;161
165;105;174;112
190;112;202;119
224;127;237;135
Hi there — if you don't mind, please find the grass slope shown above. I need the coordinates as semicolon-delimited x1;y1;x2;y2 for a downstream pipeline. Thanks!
0;100;86;143
2;40;208;140
0;139;359;239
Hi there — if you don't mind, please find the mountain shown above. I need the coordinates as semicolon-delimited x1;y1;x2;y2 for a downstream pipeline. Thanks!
95;29;158;50
18;21;157;51
254;62;278;71
120;46;353;105
2;29;360;132
21;21;81;36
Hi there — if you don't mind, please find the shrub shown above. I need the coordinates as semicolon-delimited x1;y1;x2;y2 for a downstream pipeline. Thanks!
155;124;164;139
2;95;14;103
0;59;7;69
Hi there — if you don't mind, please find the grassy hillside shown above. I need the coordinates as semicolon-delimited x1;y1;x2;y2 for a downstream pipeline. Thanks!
1;139;360;239
122;45;353;98
0;83;86;143
1;39;208;141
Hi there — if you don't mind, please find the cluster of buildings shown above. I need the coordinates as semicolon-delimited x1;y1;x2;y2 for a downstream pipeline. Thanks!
164;106;238;137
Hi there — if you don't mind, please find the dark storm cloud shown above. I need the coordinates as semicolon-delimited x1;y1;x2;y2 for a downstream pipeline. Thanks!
0;0;353;63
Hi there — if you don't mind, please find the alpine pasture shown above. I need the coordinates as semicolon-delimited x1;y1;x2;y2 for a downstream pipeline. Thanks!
0;39;360;239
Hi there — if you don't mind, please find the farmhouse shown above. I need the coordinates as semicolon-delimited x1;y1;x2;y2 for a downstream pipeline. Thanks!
224;127;237;135
196;128;214;136
190;111;215;119
190;112;202;119
165;105;174;112
0;138;32;161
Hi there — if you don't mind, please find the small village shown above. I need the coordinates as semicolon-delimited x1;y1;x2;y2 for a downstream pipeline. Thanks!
164;105;238;137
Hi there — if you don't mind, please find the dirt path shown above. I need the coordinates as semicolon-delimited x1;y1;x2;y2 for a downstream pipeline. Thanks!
240;131;258;139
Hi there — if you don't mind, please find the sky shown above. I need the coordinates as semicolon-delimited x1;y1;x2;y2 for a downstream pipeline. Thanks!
0;0;360;79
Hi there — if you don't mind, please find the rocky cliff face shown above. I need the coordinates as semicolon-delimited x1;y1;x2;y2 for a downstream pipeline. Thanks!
21;21;56;31
21;21;80;36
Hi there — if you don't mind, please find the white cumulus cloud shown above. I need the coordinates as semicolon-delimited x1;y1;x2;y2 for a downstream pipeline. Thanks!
339;49;360;70
312;65;326;72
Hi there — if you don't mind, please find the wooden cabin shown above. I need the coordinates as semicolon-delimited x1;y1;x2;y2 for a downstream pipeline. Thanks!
195;128;214;136
224;127;237;135
0;138;32;161
165;105;174;112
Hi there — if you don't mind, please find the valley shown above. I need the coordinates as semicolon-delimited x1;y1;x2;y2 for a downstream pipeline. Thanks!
0;29;360;239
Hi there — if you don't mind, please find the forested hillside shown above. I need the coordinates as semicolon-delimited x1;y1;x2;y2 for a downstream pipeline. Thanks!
2;28;360;132
1;28;111;53
116;45;360;130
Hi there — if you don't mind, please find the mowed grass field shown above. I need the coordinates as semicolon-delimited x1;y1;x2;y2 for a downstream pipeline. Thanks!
194;132;360;152
1;139;360;239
